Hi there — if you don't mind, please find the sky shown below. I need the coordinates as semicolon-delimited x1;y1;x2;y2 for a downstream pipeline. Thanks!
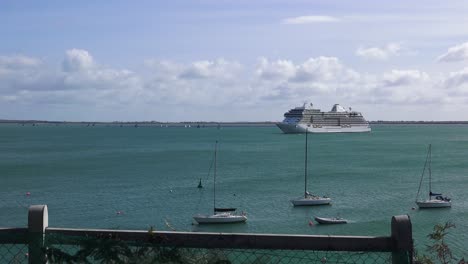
2;0;468;121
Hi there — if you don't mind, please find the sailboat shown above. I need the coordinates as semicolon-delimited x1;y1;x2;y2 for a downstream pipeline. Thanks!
415;144;451;208
193;141;247;224
291;129;331;206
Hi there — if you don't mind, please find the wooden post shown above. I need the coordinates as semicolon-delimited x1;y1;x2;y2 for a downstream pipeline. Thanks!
28;205;48;264
391;215;413;264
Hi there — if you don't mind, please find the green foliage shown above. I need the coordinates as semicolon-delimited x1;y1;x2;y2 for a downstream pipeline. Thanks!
415;222;466;264
44;230;233;264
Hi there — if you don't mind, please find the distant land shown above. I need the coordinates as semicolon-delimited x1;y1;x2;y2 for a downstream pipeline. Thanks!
0;119;276;127
2;119;468;126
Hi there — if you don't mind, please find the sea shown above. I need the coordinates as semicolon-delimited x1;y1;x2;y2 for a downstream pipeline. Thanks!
1;123;467;257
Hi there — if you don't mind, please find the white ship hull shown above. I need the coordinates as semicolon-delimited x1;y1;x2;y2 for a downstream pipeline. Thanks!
416;200;451;208
277;123;371;134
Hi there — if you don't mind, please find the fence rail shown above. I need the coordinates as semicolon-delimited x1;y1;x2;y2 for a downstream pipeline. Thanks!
0;205;413;264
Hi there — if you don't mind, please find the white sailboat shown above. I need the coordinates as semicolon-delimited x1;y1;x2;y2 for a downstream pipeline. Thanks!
193;141;247;224
415;144;451;209
291;129;331;206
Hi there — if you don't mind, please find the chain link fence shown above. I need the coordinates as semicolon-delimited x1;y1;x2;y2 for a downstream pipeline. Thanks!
0;231;403;264
42;232;393;264
0;243;29;264
0;206;412;264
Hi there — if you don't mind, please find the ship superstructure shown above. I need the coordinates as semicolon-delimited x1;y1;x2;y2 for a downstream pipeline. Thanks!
277;103;371;133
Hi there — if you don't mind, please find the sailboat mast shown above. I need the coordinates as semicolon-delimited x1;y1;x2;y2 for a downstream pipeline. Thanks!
415;144;430;202
213;141;217;214
305;128;308;198
429;144;432;200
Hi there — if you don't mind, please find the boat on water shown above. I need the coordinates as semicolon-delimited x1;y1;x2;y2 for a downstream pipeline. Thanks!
291;129;331;206
314;216;347;224
193;208;247;224
277;103;371;133
415;144;451;209
193;141;247;224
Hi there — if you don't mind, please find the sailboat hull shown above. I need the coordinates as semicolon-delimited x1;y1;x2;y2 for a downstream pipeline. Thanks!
193;214;247;224
417;200;451;208
291;197;331;206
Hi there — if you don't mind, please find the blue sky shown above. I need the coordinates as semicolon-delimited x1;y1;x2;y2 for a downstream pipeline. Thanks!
1;0;468;121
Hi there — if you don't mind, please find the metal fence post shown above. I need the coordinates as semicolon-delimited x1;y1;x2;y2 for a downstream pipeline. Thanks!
28;205;48;264
391;215;413;264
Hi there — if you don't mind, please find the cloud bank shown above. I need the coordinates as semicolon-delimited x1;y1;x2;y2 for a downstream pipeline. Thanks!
1;47;468;121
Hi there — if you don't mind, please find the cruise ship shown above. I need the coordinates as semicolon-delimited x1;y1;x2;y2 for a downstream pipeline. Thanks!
277;103;371;133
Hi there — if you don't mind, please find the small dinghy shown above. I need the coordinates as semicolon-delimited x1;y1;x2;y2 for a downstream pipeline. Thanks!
314;216;348;224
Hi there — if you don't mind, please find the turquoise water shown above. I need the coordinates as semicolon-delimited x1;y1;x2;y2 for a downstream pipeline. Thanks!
1;124;467;256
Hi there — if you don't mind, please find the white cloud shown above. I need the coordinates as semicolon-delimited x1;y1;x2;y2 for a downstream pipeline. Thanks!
292;57;359;83
282;15;340;25
356;43;402;60
0;50;142;109
256;57;358;83
437;42;468;62
255;57;361;102
444;68;468;91
371;69;438;105
255;58;295;80
382;70;429;87
144;58;248;107
62;49;95;72
178;59;242;80
0;55;41;70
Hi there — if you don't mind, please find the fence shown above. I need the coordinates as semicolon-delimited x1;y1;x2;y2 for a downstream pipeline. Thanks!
0;205;413;264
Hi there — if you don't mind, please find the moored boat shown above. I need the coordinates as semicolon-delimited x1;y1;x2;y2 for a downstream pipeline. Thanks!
194;208;247;224
415;144;451;209
290;128;331;206
193;141;247;224
277;103;371;133
314;216;348;224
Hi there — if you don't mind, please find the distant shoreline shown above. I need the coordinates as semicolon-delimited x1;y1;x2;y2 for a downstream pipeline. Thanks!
2;119;468;126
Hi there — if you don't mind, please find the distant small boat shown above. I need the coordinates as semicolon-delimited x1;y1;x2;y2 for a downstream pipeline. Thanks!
314;216;348;224
291;128;331;206
415;144;451;209
193;141;247;224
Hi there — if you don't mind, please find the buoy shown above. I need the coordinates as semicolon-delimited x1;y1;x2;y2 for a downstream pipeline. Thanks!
116;211;123;215
197;179;203;188
308;220;314;226
26;192;31;196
